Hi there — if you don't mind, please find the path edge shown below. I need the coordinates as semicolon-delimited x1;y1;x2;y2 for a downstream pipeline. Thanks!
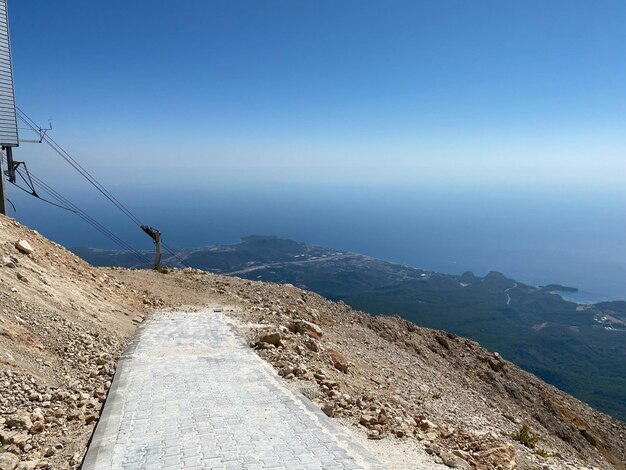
81;319;148;470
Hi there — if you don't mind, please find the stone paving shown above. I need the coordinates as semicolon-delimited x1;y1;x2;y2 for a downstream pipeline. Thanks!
82;310;384;470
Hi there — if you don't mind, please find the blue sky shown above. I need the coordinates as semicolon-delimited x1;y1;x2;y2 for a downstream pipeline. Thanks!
8;0;626;189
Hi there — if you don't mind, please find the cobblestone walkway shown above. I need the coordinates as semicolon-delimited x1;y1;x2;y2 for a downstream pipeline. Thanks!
82;310;384;470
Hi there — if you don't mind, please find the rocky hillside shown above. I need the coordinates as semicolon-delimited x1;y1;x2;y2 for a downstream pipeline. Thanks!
1;215;625;470
0;215;150;469
115;269;626;470
74;236;626;424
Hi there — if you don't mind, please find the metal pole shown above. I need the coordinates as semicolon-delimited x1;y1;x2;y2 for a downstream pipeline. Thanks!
0;147;7;215
5;146;15;183
154;232;162;270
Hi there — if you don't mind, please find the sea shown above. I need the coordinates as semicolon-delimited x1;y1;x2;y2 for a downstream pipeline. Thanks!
8;183;626;304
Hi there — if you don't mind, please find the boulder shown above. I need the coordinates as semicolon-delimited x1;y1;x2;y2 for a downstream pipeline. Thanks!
326;348;349;373
15;240;33;255
6;413;32;431
258;331;282;347
488;358;504;372
360;412;379;427
288;320;322;339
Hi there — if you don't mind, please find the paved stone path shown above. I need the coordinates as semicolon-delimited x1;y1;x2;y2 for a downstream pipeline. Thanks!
82;310;384;470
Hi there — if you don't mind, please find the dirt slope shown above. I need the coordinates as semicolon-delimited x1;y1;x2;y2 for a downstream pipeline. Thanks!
0;215;147;469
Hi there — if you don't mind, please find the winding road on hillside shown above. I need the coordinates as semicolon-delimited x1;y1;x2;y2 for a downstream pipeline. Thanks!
82;310;384;470
504;283;518;305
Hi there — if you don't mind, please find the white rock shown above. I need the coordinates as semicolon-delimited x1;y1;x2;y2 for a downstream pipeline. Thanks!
15;240;34;254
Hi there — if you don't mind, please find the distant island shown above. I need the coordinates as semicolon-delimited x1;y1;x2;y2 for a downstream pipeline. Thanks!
539;284;578;293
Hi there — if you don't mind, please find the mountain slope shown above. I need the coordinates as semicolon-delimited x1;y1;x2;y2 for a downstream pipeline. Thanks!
112;267;626;470
4;221;625;469
0;215;153;468
74;236;626;421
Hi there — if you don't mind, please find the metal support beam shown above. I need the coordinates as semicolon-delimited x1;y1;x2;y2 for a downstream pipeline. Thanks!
0;150;6;215
154;231;162;271
5;146;15;183
141;225;162;270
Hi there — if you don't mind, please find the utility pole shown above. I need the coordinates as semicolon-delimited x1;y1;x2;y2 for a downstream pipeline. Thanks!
141;225;162;270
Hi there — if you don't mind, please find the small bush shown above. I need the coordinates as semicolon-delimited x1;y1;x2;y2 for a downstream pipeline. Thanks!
535;448;549;458
511;423;540;449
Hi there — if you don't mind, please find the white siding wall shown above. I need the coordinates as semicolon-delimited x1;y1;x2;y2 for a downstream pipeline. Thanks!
0;0;18;147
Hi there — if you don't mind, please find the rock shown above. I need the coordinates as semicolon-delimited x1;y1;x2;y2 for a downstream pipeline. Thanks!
580;428;599;447
85;414;98;424
288;320;323;339
474;444;516;470
15;462;38;470
313;372;326;381
0;453;18;470
258;331;282;347
2;256;15;268
440;451;471;470
131;315;144;324
320;380;338;389
326;348;349;373
304;337;320;352
15;240;34;255
278;366;295;377
321;404;335;417
367;430;383;440
360;412;379;427
6;413;32;431
11;433;28;449
29;422;45;434
43;447;55;457
419;419;438;431
435;335;450;350
488;357;504;372
16;272;28;283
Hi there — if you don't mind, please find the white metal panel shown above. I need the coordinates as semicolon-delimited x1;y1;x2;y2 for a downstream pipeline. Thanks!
0;0;17;147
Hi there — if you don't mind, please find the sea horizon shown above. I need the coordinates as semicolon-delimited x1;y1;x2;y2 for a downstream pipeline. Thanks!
11;183;626;304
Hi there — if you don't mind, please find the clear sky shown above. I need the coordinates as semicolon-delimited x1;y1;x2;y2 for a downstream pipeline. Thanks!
6;0;626;190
